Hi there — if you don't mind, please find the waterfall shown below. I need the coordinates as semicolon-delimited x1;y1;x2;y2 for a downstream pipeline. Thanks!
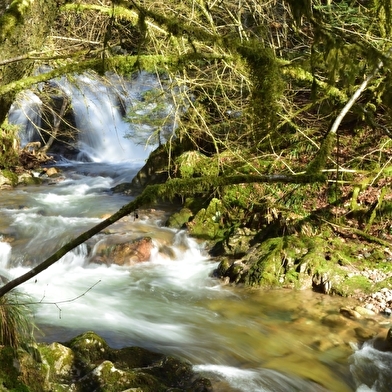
0;241;12;284
8;72;165;164
0;241;11;269
8;91;43;145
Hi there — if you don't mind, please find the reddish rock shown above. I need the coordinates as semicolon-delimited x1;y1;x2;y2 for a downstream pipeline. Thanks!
91;237;154;266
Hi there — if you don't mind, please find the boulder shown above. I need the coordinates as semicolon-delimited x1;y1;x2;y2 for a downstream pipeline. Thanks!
91;236;154;266
166;207;193;229
0;331;213;392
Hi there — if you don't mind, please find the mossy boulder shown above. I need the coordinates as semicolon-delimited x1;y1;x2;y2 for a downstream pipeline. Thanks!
187;198;225;241
40;342;75;381
0;346;42;392
0;331;212;392
64;331;110;365
0;170;17;188
0;170;43;189
61;332;212;392
77;360;165;392
166;207;193;229
214;235;310;288
214;231;390;295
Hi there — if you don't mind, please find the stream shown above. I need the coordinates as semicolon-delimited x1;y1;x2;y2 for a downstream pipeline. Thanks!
0;161;391;392
2;72;392;392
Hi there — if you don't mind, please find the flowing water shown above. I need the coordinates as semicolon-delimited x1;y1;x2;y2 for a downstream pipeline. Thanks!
2;72;392;392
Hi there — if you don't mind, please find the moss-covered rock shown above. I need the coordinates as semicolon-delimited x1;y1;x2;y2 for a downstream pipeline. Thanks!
214;230;392;296
61;332;211;392
187;198;225;241
166;207;193;229
0;170;18;188
64;331;110;365
0;346;32;392
77;360;165;392
0;332;212;392
39;342;75;383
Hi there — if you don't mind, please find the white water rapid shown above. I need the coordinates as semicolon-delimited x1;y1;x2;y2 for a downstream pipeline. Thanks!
2;72;392;392
9;71;165;163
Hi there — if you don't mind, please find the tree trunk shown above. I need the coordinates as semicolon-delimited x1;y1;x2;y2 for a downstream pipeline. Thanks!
0;172;325;297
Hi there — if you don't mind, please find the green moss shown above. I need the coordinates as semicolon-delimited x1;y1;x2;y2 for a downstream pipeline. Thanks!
221;183;261;211
175;151;219;179
38;342;74;382
0;346;42;392
306;132;335;174
0;0;34;42
244;237;285;287
19;176;42;186
64;331;110;365
0;347;25;391
187;198;225;241
166;208;193;229
334;275;373;297
2;170;19;186
0;121;20;170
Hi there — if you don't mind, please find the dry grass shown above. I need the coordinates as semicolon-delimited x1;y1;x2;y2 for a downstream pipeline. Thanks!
0;292;35;350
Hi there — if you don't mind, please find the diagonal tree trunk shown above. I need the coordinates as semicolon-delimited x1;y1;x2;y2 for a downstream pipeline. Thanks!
0;172;324;297
306;47;392;175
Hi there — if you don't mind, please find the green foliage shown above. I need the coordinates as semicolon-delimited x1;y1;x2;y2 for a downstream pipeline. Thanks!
0;121;20;170
175;151;219;179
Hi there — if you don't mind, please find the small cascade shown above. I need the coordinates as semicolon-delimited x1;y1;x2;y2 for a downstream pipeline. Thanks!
350;341;392;391
0;240;11;269
8;71;165;164
0;241;12;284
55;72;156;163
8;91;43;145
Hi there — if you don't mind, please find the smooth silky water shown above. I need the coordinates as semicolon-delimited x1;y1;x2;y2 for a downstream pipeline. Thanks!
0;163;391;392
3;72;392;391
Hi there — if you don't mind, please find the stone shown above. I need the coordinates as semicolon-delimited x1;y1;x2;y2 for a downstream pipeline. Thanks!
383;308;392;316
322;314;348;328
91;236;154;266
373;328;392;352
45;167;59;177
340;307;361;320
166;208;193;229
65;331;109;364
0;171;13;189
354;306;376;317
354;327;376;341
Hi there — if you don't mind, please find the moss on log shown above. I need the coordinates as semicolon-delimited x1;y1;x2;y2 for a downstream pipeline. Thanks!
0;172;325;297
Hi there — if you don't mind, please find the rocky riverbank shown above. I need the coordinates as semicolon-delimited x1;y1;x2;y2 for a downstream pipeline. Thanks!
0;331;212;392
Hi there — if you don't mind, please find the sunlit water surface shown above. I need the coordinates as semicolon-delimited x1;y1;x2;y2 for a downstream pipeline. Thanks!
4;72;392;391
0;163;391;392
